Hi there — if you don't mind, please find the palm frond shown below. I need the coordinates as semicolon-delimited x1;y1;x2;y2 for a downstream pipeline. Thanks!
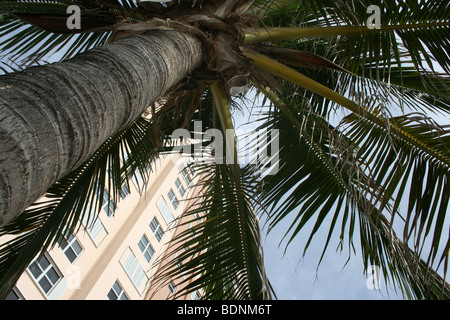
0;0;142;66
246;0;450;110
339;111;450;277
149;161;274;300
148;82;274;300
253;93;363;257
253;84;450;299
245;49;450;167
243;3;450;296
247;49;450;287
359;204;450;299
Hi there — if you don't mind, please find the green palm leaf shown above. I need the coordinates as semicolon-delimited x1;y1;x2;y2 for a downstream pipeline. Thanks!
150;161;274;300
254;0;450;71
253;84;450;299
340;111;450;269
0;0;132;67
246;0;450;114
148;82;274;300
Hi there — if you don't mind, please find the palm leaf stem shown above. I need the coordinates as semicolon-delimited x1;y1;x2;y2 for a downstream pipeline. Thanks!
209;82;261;299
243;22;450;44
209;82;238;167
242;48;450;168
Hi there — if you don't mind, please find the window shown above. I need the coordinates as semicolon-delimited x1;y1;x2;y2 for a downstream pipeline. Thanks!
138;234;155;263
150;217;164;242
107;280;129;300
122;251;147;290
28;254;61;295
85;217;108;246
82;201;108;246
132;169;145;192
58;233;83;263
103;189;116;217
175;178;185;197
187;161;195;176
6;287;23;300
179;162;192;186
181;168;192;186
157;197;175;226
189;223;196;236
191;291;201;300
168;281;176;294
119;183;130;200
167;188;179;210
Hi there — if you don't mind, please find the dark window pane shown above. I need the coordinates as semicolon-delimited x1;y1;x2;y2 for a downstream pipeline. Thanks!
39;277;52;293
47;268;60;285
38;256;50;270
107;289;117;300
5;290;20;300
112;281;121;293
65;248;77;263
72;241;83;255
29;262;42;279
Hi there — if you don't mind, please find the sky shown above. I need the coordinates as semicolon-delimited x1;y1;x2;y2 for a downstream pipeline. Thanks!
230;89;443;300
261;214;404;300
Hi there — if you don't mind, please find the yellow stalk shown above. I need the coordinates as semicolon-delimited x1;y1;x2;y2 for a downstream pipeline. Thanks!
209;82;238;167
243;22;450;44
243;49;362;114
210;82;233;131
242;48;450;167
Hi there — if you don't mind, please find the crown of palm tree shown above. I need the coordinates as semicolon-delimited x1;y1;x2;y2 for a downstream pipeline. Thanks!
0;0;449;300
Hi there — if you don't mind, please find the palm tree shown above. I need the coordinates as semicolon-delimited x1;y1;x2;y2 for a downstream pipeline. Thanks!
0;0;449;300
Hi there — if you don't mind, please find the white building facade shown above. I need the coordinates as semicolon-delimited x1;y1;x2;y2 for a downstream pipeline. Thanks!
3;154;201;300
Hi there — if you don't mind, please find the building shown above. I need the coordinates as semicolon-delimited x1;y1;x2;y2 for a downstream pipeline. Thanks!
2;153;203;300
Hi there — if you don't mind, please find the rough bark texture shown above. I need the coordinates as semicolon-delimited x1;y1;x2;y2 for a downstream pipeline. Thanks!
0;30;203;227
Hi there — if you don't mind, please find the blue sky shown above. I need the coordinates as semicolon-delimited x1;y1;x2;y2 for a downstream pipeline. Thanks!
229;97;401;300
261;216;404;300
230;90;425;300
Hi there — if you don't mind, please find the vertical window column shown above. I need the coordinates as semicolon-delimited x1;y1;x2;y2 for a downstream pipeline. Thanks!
150;217;164;242
138;234;155;263
157;197;175;226
167;188;179;210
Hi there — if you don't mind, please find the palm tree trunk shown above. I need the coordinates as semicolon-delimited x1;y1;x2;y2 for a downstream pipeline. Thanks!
0;30;203;227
